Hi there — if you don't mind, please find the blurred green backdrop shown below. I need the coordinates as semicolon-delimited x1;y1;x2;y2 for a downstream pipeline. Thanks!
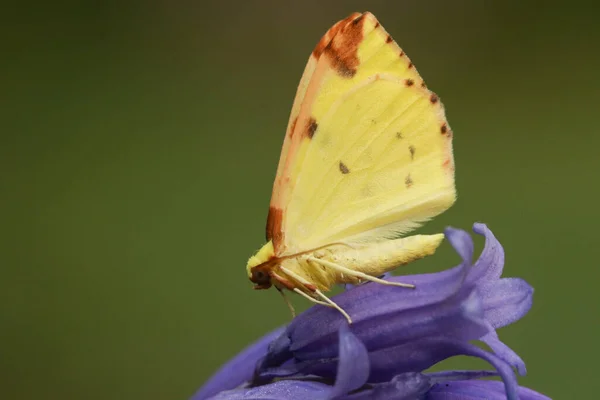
2;1;598;399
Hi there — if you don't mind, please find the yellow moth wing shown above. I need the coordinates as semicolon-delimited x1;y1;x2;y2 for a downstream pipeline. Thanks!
267;12;456;255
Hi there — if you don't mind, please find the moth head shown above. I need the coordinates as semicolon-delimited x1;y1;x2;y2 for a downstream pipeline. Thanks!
249;265;273;290
247;241;276;289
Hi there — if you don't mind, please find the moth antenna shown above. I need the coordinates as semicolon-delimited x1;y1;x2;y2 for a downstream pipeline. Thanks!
305;256;416;289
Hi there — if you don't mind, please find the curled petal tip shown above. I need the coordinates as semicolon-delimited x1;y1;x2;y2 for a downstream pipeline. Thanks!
330;325;370;398
444;226;474;265
472;222;489;235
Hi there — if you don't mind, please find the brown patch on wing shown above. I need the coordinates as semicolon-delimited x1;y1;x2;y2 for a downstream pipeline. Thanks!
266;206;284;250
306;118;318;139
315;13;366;78
312;12;361;58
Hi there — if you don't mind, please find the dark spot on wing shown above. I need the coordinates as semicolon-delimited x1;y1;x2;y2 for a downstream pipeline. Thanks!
408;62;413;69
339;161;350;174
409;145;415;159
405;78;414;87
441;123;448;134
396;132;403;139
430;94;439;104
386;34;393;43
307;118;318;139
352;13;365;25
405;174;413;188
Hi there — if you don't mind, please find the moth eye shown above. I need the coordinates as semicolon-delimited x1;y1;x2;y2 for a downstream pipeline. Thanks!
253;270;269;284
255;271;266;280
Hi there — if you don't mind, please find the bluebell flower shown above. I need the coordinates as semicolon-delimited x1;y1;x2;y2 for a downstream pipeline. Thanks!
193;224;549;400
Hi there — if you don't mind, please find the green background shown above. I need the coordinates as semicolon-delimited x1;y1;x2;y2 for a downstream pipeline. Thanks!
2;1;598;399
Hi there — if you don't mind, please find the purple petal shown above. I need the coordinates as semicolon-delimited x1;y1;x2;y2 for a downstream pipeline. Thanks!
479;278;533;329
371;339;525;399
344;373;432;400
192;327;284;400
426;370;498;382
206;380;330;400
260;288;490;379
364;338;519;395
426;380;551;400
469;223;505;283
329;325;370;398
255;330;292;376
445;226;474;265
274;337;520;399
287;262;471;354
481;331;527;376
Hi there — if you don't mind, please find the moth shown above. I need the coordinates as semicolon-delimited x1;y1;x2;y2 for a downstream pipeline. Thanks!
247;12;456;323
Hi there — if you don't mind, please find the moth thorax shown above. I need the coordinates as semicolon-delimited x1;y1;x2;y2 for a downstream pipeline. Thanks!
247;241;275;274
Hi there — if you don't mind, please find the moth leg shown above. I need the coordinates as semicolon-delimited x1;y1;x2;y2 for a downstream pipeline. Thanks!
281;265;353;324
279;265;328;304
313;289;352;324
292;288;331;307
280;266;316;288
292;287;352;324
305;256;415;289
276;287;296;319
